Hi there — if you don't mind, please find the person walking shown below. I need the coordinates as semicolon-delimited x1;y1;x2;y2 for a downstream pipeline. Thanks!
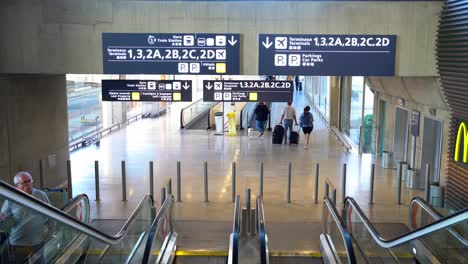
254;102;270;137
279;102;298;144
299;106;314;149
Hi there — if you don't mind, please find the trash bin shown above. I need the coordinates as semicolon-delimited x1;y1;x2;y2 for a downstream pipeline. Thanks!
429;183;444;207
407;168;422;189
397;162;408;181
227;112;236;136
382;151;394;169
214;112;224;135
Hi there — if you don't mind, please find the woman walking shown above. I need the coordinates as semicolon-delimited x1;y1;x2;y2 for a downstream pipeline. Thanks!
299;106;314;149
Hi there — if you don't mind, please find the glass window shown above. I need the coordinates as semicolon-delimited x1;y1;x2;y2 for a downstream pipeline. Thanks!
362;81;375;153
349;77;364;145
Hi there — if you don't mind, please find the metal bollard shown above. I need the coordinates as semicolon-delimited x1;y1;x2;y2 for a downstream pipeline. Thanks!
314;163;319;204
204;162;208;202
370;164;375;205
246;188;251;234
167;178;172;195
425;163;431;202
397;162;403;205
39;160;45;189
177;161;181;202
232;162;236;203
287;162;292;203
67;160;72;200
149;161;154;200
121;161;127;201
342;163;347;203
161;188;166;206
94;160;100;201
259;162;264;197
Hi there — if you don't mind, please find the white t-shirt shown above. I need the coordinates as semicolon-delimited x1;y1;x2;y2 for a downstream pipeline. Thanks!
282;106;296;120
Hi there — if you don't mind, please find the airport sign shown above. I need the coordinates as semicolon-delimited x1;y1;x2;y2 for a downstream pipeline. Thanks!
203;80;293;102
101;80;192;102
258;34;397;76
102;33;240;74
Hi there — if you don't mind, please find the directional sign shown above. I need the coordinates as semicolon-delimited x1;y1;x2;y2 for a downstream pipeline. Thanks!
411;110;420;137
203;80;293;102
102;33;240;74
101;80;192;102
259;34;397;76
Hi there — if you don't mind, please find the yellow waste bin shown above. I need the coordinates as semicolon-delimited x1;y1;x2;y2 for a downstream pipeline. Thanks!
227;112;236;136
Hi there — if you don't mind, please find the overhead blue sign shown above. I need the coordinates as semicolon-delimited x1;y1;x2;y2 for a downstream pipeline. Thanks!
103;33;240;74
258;34;397;76
203;80;293;102
101;80;192;102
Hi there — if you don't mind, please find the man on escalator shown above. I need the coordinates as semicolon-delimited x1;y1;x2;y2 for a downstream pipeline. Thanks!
0;172;51;264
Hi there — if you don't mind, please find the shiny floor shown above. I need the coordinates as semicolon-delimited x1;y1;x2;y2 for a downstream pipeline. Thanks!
70;91;423;226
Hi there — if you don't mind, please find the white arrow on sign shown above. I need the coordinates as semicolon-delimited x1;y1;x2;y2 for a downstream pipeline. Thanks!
262;37;273;49
183;82;190;90
228;36;237;46
205;83;213;90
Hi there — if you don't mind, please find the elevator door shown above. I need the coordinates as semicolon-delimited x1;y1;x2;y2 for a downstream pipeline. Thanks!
421;117;443;183
393;107;409;164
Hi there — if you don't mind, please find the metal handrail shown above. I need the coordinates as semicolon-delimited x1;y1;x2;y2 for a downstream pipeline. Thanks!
0;181;153;245
61;193;91;224
324;177;337;205
256;196;269;264
410;197;468;246
344;196;468;248
228;195;240;264
142;194;175;263
322;197;357;264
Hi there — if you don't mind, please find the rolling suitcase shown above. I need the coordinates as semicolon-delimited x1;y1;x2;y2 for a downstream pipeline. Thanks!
289;126;300;144
272;125;284;144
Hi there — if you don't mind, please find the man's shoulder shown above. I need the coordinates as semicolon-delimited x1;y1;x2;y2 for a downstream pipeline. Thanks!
32;189;49;201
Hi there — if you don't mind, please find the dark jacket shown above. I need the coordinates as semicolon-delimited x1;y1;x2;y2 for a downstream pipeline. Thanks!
255;104;270;121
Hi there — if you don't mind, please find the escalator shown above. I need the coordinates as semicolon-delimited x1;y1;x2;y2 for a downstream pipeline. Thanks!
0;181;155;263
321;195;468;263
180;99;218;130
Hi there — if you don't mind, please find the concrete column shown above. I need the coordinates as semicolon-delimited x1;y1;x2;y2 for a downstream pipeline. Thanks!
0;74;69;187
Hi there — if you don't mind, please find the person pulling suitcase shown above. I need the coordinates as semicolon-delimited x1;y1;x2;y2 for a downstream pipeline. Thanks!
279;102;298;144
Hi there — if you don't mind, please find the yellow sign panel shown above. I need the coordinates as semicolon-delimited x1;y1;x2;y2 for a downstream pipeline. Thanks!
131;92;141;101
249;92;258;101
216;63;226;74
173;92;181;101
454;122;468;163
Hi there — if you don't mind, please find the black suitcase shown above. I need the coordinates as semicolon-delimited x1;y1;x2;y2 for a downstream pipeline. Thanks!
272;125;284;144
289;131;299;144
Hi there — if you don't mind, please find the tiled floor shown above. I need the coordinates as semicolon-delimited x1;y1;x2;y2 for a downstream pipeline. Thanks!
70;91;424;226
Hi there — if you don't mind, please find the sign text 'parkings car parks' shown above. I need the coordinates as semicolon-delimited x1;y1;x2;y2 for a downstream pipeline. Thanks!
259;34;397;76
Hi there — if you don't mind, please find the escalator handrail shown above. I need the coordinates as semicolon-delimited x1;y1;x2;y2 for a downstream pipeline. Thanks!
61;193;90;224
344;196;468;248
410;197;468;246
142;194;174;263
228;195;240;264
0;181;153;244
256;195;269;264
180;98;203;128
322;196;357;264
